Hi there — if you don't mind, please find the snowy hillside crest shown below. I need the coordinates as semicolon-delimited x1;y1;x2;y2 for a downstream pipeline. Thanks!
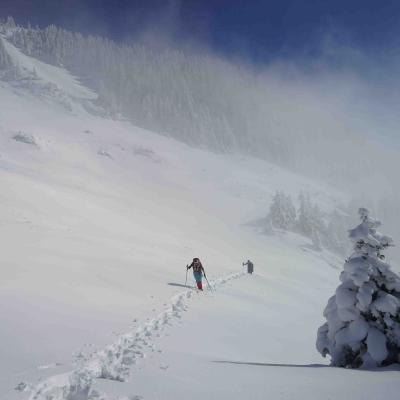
316;208;400;368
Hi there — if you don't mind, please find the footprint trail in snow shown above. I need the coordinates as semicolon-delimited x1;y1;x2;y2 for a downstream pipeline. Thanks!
27;271;247;400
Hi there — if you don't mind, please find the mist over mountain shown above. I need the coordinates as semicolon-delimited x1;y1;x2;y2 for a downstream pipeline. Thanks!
0;17;397;177
1;8;400;399
0;15;399;255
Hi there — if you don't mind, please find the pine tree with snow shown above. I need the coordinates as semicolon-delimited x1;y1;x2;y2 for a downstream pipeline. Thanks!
311;227;323;251
5;16;16;30
296;192;325;238
297;191;313;236
316;208;400;368
0;37;12;70
267;191;296;230
323;209;351;256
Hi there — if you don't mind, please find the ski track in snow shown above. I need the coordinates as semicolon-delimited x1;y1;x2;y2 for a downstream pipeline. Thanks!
27;271;247;400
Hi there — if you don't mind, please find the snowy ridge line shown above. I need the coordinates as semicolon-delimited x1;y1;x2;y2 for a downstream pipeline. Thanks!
28;270;247;400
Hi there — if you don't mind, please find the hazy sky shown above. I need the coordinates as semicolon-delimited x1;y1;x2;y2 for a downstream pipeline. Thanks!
2;0;400;148
2;0;400;62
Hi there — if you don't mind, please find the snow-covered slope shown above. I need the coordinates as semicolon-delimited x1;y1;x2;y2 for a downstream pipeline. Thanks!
0;35;99;116
0;37;398;400
1;37;96;100
97;272;399;400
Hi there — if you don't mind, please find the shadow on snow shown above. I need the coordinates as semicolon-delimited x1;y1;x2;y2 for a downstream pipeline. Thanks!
167;282;194;289
212;361;327;368
212;361;400;372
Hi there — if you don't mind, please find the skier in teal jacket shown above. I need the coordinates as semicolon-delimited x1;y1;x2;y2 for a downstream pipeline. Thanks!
187;258;206;290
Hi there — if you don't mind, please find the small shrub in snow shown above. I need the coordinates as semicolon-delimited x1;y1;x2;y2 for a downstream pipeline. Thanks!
316;208;400;368
133;146;155;158
14;382;28;392
12;132;37;146
98;149;112;159
132;146;161;163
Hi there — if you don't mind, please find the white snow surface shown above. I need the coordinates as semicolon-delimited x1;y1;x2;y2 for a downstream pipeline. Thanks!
1;37;96;100
0;43;399;399
95;274;400;400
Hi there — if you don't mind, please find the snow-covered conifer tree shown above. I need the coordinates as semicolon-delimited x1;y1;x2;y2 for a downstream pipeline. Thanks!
5;16;16;30
316;208;400;368
297;192;313;236
0;37;12;70
297;192;325;238
0;37;18;80
311;228;322;251
267;191;296;230
323;210;351;256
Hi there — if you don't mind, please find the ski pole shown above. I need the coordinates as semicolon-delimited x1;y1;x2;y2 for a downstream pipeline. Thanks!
185;266;188;287
204;275;213;291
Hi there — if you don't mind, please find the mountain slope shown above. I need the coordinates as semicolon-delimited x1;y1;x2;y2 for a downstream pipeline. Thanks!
0;32;398;400
2;20;400;192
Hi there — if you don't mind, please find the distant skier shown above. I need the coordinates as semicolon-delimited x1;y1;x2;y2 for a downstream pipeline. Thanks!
187;257;206;290
243;259;254;274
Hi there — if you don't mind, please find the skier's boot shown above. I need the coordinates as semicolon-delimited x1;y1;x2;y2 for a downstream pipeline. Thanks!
197;281;203;290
